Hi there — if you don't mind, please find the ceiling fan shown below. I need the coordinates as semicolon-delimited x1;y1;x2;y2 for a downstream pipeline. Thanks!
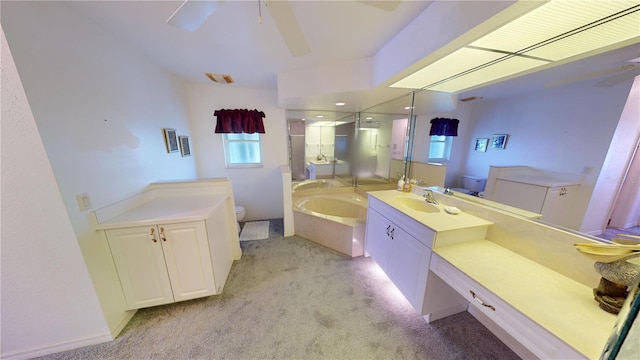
166;0;401;57
545;58;640;89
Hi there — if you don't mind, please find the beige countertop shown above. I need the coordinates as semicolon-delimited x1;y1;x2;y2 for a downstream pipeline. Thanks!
368;190;493;232
434;240;616;359
94;195;227;230
497;174;580;187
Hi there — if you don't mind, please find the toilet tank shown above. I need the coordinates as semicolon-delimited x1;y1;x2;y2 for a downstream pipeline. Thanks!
461;175;487;192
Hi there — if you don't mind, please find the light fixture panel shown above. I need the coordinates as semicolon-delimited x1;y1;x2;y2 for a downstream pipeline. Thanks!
428;56;549;92
390;48;505;89
470;1;638;54
390;0;640;93
525;12;640;61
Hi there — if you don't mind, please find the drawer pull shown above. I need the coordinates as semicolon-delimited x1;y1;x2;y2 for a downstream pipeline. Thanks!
470;290;496;311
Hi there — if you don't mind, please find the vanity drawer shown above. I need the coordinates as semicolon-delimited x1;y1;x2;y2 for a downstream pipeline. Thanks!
430;253;584;360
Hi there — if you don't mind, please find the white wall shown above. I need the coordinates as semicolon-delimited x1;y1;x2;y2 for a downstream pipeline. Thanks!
1;28;111;358
461;80;632;230
2;2;199;354
582;77;640;233
186;83;288;221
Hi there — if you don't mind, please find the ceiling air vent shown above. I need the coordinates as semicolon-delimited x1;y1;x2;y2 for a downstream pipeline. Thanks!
205;73;234;84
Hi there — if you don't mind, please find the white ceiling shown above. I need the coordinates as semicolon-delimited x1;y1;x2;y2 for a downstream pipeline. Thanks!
64;0;433;88
63;0;640;118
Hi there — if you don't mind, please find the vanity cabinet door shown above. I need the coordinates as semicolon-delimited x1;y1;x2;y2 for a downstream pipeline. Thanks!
492;179;546;213
364;208;391;270
160;222;215;302
387;225;430;311
365;206;431;314
106;226;174;309
540;186;577;227
106;221;216;309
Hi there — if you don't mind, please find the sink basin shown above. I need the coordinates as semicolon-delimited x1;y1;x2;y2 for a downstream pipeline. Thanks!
396;197;440;213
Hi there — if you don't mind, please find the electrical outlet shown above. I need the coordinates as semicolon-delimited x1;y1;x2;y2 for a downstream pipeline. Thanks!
76;193;92;211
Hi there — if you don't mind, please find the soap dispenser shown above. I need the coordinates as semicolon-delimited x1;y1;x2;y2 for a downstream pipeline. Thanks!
397;175;405;191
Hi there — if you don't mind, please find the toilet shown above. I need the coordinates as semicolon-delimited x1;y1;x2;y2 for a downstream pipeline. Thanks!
451;175;486;196
235;206;246;233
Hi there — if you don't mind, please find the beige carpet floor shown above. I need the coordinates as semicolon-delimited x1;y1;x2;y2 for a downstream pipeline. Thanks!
38;219;518;360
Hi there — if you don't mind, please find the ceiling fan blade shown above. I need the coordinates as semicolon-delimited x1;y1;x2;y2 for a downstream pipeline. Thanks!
166;0;223;32
357;1;401;12
595;67;640;87
266;1;310;57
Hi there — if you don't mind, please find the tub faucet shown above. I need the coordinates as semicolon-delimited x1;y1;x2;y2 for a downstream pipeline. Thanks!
444;188;454;195
423;189;439;205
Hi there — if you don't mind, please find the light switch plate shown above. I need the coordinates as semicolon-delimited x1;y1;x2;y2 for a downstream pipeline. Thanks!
76;193;92;211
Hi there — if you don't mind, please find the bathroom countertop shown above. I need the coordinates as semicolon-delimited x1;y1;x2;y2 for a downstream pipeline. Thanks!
497;174;580;187
94;195;227;230
433;240;616;359
368;190;493;232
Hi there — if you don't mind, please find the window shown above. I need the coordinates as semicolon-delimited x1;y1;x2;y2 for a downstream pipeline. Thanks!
223;133;262;168
428;135;453;162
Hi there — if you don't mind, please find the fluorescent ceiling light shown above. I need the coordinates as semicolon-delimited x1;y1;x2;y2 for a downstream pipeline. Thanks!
390;1;640;93
335;102;346;106
391;48;520;89
310;120;350;127
429;55;548;92
310;121;334;126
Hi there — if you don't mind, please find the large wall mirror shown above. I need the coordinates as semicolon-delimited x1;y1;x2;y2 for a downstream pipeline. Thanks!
286;71;638;239
287;110;356;184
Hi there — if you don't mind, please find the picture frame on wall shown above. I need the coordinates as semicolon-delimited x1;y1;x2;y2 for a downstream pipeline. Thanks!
491;134;508;150
179;136;191;157
474;138;489;152
163;128;179;153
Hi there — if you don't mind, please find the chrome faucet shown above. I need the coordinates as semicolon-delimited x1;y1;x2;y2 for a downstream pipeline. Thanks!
423;189;439;205
444;188;454;195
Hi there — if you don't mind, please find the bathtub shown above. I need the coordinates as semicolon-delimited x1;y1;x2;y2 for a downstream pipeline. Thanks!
292;189;367;257
292;178;347;192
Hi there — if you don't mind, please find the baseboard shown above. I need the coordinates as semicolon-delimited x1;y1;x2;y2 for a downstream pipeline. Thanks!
1;332;113;360
111;309;137;338
423;303;468;323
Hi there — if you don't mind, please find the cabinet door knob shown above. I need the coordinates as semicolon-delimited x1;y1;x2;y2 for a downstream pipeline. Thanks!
150;228;157;243
160;227;167;242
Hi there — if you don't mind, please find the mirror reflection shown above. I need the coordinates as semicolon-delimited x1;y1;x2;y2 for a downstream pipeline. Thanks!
288;110;356;184
287;73;639;240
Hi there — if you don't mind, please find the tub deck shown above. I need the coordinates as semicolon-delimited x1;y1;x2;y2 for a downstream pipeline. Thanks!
292;188;367;257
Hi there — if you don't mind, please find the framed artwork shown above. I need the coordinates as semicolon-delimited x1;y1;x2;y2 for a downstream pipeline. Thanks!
179;136;191;157
163;128;179;153
474;138;489;152
491;134;508;150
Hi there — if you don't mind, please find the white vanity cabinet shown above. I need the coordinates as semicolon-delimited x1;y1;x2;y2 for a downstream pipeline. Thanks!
365;207;431;311
492;176;578;227
365;196;471;319
106;221;215;310
93;179;240;311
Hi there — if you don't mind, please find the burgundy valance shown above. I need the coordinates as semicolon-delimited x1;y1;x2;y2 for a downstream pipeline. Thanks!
429;117;459;136
214;109;266;134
